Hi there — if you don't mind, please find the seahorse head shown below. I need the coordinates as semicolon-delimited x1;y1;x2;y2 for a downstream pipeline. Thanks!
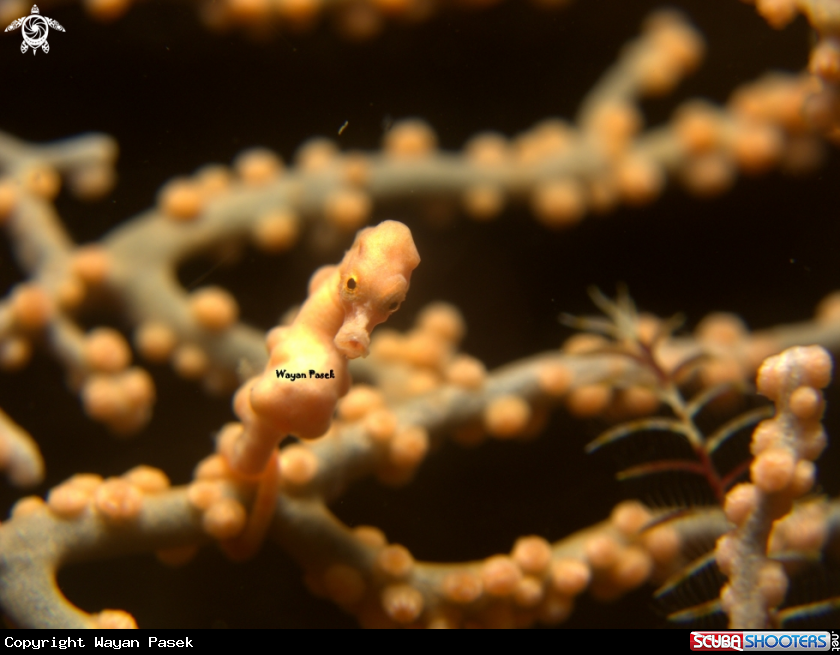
335;220;420;359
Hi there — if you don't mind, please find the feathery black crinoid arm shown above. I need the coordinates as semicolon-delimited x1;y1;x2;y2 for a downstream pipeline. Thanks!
46;18;64;31
4;18;22;32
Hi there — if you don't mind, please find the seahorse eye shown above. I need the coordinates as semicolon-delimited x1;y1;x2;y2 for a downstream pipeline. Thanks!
347;278;356;290
388;301;399;311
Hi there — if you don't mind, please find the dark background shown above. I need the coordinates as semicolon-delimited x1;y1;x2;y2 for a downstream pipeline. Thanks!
0;0;839;628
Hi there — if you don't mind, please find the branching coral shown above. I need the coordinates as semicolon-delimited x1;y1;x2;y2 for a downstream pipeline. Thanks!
718;345;833;628
1;0;840;629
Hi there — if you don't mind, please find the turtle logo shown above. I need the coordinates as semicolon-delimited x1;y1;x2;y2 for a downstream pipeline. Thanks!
4;5;65;55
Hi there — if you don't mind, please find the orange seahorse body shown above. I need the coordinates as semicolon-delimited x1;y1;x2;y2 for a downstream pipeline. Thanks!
228;220;420;477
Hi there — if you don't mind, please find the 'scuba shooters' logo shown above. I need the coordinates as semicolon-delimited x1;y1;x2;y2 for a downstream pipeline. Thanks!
4;5;65;55
690;631;834;652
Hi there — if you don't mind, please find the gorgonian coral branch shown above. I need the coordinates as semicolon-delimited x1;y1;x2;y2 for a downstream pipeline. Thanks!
717;345;833;628
0;8;830;447
1;311;839;628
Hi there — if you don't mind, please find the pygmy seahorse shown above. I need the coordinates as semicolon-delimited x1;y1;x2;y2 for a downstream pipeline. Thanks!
227;220;420;477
